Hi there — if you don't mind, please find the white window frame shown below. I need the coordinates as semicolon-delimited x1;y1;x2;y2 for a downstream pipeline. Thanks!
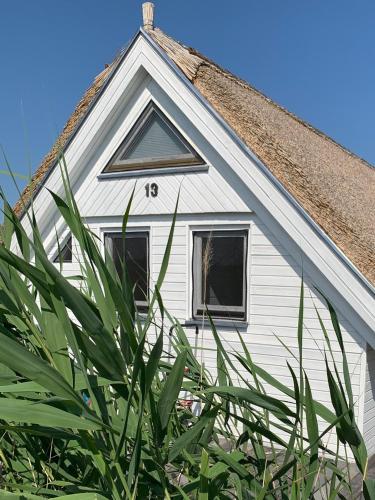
192;229;248;321
104;230;150;311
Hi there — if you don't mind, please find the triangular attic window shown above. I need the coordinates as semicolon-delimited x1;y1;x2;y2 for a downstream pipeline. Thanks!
53;235;72;263
104;101;203;172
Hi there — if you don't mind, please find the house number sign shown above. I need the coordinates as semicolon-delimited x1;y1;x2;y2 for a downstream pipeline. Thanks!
145;183;158;198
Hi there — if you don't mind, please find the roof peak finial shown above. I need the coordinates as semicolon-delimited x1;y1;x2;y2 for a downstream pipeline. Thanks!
142;2;154;30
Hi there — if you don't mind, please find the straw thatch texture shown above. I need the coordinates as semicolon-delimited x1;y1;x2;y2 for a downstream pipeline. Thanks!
14;28;375;286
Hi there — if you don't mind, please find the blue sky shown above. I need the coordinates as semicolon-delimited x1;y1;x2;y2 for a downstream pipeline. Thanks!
1;0;375;206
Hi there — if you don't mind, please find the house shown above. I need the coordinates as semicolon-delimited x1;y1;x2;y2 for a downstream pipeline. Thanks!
14;4;375;453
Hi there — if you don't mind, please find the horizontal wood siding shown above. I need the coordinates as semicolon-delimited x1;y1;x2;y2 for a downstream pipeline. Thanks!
77;168;248;217
154;216;365;451
49;213;366;454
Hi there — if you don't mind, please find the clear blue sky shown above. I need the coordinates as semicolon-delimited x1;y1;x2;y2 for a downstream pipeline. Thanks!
1;0;375;206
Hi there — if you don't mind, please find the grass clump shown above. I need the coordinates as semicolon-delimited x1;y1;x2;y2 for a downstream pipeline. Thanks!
0;166;373;499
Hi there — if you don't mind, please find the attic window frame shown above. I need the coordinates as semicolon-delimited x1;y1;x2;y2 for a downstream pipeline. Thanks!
103;101;204;173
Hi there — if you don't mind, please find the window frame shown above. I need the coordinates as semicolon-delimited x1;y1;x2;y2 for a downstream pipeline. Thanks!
104;230;150;311
192;229;248;321
53;234;73;263
103;101;204;173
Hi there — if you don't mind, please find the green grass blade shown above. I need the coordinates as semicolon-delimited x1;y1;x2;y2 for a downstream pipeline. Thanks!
0;399;101;430
303;373;320;499
203;386;296;419
168;407;219;461
158;349;187;432
198;448;209;500
0;326;88;413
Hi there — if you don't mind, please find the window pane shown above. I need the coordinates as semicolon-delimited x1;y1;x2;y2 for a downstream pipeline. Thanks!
104;102;204;173
201;234;244;308
54;235;72;263
121;112;190;160
111;234;148;303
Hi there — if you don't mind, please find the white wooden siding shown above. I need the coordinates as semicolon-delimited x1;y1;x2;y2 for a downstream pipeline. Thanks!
364;347;375;454
39;81;249;225
49;212;367;447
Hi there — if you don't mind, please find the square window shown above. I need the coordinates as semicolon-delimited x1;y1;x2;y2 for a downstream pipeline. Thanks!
192;230;248;320
105;232;149;312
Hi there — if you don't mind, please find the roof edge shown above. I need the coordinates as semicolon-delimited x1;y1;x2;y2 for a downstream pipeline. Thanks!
15;28;143;221
141;27;375;297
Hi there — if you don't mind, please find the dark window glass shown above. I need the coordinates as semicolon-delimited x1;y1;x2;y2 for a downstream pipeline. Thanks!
106;232;149;309
201;235;244;307
193;231;247;320
53;235;72;263
103;101;203;172
120;111;190;161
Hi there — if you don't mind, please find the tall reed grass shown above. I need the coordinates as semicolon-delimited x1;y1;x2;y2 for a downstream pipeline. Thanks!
0;164;373;499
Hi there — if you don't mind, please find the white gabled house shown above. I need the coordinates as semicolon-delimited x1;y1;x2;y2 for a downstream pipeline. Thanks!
15;4;375;452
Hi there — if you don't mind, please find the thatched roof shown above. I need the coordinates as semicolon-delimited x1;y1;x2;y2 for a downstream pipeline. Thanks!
14;28;375;287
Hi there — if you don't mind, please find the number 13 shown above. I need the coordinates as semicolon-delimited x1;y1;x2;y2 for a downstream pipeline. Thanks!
145;183;158;198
